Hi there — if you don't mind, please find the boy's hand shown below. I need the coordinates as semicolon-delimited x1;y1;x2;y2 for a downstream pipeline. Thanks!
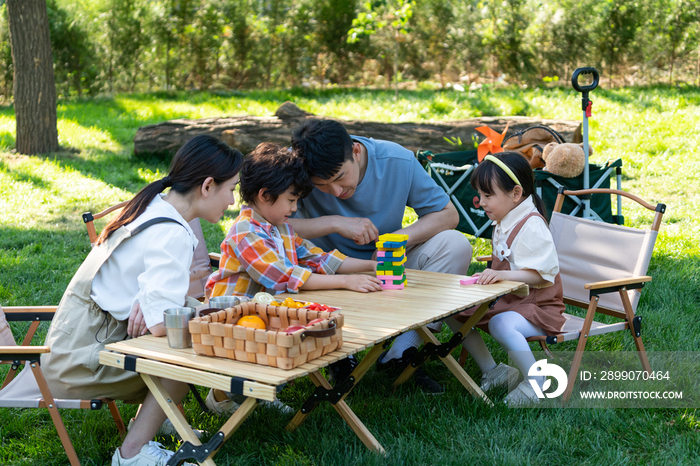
475;268;504;285
344;274;383;292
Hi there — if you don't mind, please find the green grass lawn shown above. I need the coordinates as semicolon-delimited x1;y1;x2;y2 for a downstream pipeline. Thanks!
1;86;699;465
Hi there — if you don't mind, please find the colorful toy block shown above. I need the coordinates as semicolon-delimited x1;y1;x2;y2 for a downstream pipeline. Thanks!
376;240;407;250
377;249;405;258
379;274;407;285
460;275;479;285
376;254;406;263
376;233;408;289
376;264;406;275
381;283;405;290
378;233;409;242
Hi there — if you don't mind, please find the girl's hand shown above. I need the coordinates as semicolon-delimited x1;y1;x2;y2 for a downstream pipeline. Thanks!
127;302;149;337
475;268;504;285
343;274;383;293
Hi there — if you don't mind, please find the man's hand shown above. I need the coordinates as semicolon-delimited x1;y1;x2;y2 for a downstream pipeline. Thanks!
127;302;149;337
336;217;379;245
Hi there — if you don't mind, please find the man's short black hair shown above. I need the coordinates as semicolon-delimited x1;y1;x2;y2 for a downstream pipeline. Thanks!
239;142;313;205
291;119;354;180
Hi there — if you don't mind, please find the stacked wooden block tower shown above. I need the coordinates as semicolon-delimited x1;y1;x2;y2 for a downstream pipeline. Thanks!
376;233;408;290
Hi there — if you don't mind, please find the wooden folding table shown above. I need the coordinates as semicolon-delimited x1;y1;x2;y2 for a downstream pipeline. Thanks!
99;269;526;465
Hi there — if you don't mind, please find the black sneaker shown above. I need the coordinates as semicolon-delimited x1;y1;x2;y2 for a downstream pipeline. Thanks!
328;354;358;384
376;347;417;375
377;348;444;394
414;367;445;394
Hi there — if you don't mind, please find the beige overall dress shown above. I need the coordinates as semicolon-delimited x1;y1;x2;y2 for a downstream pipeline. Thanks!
457;213;566;335
42;217;186;403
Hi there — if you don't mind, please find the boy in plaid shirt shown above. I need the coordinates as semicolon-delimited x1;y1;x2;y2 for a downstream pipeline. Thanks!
206;143;381;299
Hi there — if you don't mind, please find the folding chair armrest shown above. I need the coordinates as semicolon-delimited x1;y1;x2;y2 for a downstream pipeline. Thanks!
3;306;58;322
475;255;492;262
584;276;652;290
0;345;50;355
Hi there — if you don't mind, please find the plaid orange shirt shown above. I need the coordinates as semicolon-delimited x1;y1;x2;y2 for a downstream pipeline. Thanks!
206;206;346;298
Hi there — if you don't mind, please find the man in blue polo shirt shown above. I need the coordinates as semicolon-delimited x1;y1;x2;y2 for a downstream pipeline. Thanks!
289;119;473;393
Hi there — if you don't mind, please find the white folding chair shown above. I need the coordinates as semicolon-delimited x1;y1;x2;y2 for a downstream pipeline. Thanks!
0;305;126;466
527;188;666;401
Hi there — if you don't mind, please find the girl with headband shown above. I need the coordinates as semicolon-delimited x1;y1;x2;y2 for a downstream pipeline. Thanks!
449;152;565;405
41;135;243;465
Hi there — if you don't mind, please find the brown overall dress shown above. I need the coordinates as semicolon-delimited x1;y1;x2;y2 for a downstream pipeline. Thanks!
42;218;187;403
457;213;566;335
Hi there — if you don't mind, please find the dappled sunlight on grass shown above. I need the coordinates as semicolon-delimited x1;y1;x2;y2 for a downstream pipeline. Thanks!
0;154;131;230
57;118;121;153
137;166;167;184
0;115;15;149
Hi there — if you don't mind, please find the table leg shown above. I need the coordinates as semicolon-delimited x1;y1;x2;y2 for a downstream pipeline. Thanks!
391;302;494;405
414;326;492;406
141;374;217;466
204;396;258;459
286;345;387;454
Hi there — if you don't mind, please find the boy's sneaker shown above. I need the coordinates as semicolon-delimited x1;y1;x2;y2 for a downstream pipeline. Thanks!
205;388;240;415
480;363;519;392
126;418;205;439
205;388;293;415
260;398;295;414
413;367;445;394
505;380;540;407
112;441;195;466
376;348;444;395
328;354;359;385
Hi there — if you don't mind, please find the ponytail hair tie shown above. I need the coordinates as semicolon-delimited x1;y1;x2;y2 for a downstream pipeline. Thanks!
161;176;173;187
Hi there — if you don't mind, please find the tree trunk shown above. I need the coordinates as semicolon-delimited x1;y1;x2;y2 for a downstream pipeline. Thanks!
6;0;59;155
133;102;582;158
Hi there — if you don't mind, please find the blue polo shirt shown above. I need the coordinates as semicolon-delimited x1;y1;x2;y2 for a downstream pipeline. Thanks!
295;136;450;259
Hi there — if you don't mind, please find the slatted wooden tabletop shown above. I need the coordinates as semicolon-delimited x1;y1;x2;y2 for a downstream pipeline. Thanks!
101;270;526;390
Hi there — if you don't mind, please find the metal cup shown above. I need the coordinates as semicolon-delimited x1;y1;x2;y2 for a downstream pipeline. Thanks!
163;307;195;349
208;295;246;309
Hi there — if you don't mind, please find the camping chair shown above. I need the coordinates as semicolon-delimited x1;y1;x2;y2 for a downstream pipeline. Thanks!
82;202;220;299
535;159;624;224
459;187;665;402
0;305;126;466
417;149;624;239
417;149;494;238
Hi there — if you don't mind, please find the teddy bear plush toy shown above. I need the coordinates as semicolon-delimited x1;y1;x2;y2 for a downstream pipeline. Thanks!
542;142;590;178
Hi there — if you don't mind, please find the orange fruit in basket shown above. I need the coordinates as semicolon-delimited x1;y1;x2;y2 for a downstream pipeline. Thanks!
237;315;266;330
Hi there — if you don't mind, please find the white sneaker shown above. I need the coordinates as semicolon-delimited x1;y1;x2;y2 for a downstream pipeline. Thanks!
480;363;519;392
205;388;294;415
205;388;240;415
260;398;294;414
127;417;205;439
505;380;541;407
112;440;196;466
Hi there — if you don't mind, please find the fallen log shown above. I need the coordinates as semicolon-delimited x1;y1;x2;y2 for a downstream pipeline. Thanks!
133;102;582;157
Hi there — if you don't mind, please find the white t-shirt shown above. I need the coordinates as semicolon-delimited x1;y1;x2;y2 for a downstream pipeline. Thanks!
90;195;197;329
490;196;559;286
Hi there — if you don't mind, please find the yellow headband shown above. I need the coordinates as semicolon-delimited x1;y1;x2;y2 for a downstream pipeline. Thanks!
483;155;521;186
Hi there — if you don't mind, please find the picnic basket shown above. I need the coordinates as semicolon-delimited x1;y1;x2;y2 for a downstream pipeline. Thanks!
189;302;344;370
